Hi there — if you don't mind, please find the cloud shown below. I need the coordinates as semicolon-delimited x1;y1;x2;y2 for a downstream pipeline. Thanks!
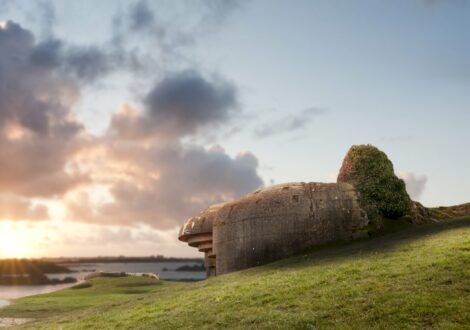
3;0;248;84
111;0;248;65
62;45;113;82
66;142;263;229
29;37;127;83
84;67;256;230
399;171;428;200
199;0;245;26
0;195;49;221
110;70;238;140
0;21;88;197
129;0;155;32
0;14;262;236
31;0;56;37
254;107;327;138
0;0;56;37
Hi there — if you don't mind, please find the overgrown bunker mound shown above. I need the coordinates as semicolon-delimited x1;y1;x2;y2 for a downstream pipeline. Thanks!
179;182;369;276
179;144;435;277
337;144;412;221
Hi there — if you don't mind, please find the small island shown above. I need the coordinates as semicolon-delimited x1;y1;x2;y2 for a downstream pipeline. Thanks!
0;259;77;286
161;263;205;272
174;264;205;272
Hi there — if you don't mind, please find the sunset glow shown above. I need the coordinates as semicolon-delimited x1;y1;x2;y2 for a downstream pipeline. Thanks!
0;1;469;259
0;230;28;258
1;3;470;329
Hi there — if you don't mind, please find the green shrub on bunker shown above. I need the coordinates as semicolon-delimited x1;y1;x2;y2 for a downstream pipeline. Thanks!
338;144;412;221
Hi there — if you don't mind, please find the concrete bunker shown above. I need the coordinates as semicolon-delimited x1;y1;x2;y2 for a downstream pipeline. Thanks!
178;144;430;276
178;203;225;277
179;182;369;276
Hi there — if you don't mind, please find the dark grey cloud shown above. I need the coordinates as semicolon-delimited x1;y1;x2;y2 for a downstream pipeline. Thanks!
254;107;327;138
129;0;155;31
63;45;112;82
67;142;263;229
30;38;62;68
111;70;238;140
0;21;67;135
29;38;121;83
145;71;238;135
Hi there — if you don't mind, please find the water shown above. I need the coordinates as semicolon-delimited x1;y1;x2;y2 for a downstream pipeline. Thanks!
0;283;78;300
0;262;205;302
56;261;206;281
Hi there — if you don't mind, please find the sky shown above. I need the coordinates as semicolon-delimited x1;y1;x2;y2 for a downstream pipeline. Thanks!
0;0;469;258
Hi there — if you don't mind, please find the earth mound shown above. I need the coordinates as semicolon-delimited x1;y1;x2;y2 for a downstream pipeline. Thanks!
337;144;413;225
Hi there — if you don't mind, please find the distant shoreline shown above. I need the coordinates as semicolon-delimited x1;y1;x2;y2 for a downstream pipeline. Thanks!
17;256;204;264
0;260;77;286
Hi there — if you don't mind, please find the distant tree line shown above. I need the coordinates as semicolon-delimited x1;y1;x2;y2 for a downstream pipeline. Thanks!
0;259;76;285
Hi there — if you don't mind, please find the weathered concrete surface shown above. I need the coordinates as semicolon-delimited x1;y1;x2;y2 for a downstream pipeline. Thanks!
179;182;369;276
212;182;369;275
178;203;226;277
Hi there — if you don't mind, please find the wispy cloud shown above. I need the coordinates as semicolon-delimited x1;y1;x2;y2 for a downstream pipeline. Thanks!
254;107;327;138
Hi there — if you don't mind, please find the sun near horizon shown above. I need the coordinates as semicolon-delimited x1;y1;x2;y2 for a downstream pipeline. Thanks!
0;0;469;260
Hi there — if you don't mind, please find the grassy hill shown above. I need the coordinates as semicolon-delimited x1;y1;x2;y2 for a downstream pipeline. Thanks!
2;217;470;329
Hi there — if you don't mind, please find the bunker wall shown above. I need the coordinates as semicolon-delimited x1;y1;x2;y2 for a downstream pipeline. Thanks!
213;182;369;275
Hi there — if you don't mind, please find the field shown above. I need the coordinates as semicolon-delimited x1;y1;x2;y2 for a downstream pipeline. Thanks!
1;216;470;329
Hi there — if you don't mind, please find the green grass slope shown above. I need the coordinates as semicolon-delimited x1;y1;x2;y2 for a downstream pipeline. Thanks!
2;217;470;329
